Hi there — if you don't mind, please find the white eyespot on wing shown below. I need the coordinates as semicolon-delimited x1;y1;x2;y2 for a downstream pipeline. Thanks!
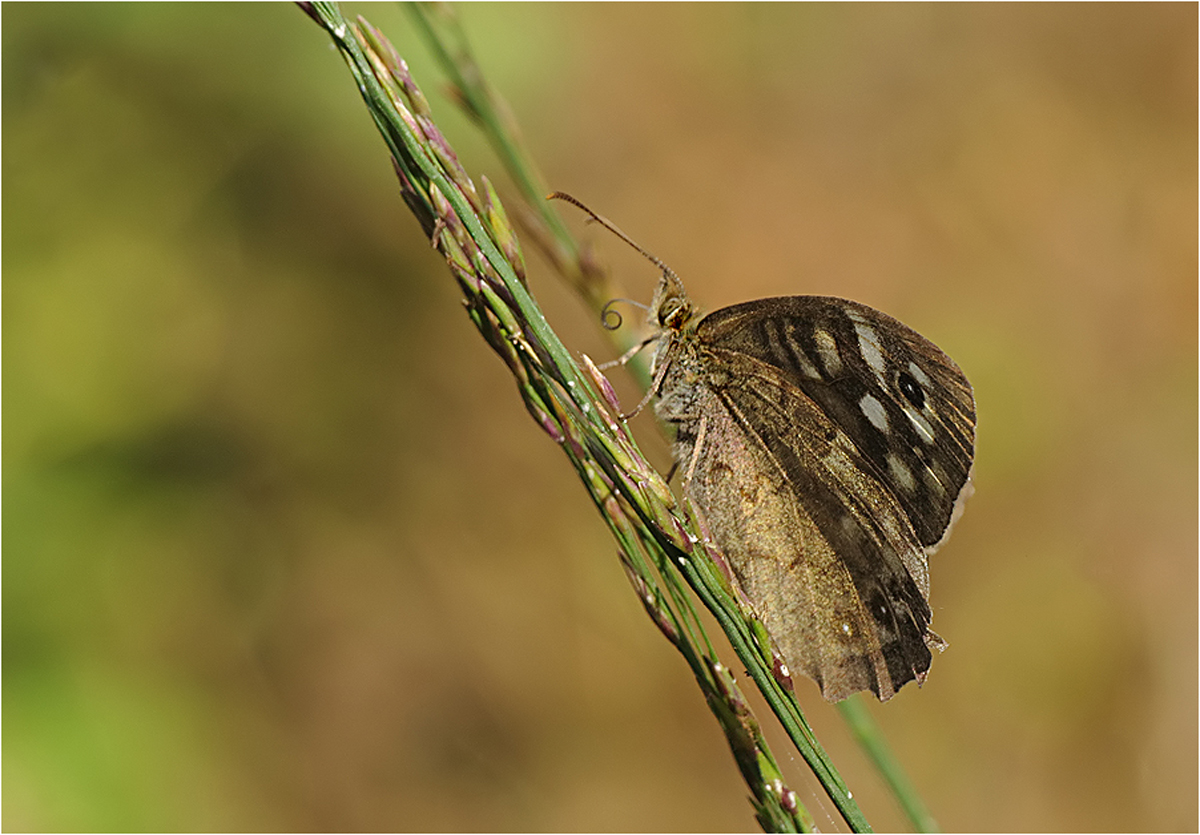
858;393;889;432
813;329;843;376
886;452;916;492
847;314;887;384
902;403;936;444
907;361;931;387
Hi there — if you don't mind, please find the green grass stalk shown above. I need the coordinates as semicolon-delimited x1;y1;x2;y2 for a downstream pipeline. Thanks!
301;3;882;831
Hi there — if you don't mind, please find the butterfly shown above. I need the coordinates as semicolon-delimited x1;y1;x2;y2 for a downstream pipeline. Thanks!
551;193;976;702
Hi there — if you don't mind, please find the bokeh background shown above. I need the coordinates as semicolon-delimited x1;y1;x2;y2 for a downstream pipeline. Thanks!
5;3;1196;831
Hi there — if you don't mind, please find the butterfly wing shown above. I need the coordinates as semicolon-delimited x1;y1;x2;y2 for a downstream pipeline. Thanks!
658;296;974;702
699;296;975;557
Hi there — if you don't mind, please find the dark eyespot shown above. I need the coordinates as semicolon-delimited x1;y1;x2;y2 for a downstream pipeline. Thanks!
658;297;691;329
897;372;925;409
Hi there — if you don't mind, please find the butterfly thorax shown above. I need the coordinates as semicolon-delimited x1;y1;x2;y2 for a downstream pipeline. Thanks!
648;273;705;420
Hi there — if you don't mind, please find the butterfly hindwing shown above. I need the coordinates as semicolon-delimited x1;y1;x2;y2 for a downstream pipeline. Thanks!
718;348;942;700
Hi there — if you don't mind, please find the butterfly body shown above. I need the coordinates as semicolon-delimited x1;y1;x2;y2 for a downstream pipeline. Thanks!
652;292;975;702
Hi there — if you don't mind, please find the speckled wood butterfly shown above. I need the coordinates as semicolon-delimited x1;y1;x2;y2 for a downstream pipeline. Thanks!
552;193;976;703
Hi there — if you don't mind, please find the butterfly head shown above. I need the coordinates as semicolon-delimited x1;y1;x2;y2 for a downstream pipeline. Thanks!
547;191;696;335
650;268;694;334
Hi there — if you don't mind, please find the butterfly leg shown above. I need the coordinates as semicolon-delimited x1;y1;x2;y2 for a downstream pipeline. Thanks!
598;335;657;370
620;351;677;421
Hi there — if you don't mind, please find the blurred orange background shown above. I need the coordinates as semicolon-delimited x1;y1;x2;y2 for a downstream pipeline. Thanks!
5;3;1196;831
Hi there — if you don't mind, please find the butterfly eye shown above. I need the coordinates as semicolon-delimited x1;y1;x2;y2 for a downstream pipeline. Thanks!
896;371;926;409
659;297;691;329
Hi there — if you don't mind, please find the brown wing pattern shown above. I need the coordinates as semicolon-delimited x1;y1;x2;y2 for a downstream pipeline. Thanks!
706;349;938;701
697;296;975;552
657;295;974;701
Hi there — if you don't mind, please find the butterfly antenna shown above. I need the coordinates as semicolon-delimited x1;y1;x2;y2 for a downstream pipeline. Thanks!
599;297;650;331
548;192;685;291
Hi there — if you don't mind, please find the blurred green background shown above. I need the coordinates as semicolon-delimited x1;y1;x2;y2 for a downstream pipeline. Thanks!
5;3;1196;831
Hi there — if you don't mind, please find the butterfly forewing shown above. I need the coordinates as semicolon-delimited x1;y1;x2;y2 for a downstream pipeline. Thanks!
695;297;975;552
